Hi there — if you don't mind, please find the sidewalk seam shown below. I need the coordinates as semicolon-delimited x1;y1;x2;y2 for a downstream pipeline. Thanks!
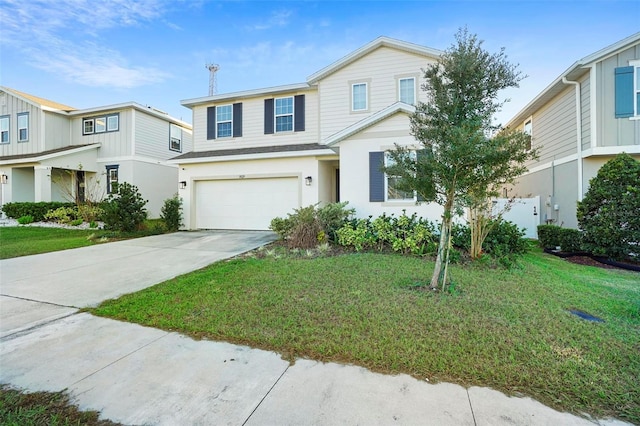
241;364;291;426
0;294;76;309
466;388;477;426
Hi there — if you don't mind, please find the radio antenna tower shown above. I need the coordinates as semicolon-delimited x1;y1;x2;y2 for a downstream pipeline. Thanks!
206;63;220;96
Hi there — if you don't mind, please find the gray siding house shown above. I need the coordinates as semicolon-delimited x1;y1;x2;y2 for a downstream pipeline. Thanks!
506;32;640;229
0;87;193;217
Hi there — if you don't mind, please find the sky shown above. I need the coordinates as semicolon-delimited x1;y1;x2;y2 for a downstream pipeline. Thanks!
1;0;639;126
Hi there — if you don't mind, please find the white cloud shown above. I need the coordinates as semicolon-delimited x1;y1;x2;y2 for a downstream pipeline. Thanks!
0;0;170;88
247;9;293;31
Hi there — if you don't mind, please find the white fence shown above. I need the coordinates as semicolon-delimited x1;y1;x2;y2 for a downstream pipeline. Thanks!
493;196;540;239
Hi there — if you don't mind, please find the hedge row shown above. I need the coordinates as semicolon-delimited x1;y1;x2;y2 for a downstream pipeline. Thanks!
1;202;76;222
537;225;582;252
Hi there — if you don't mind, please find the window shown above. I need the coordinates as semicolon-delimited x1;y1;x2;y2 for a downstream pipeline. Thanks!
0;115;9;144
216;105;232;137
385;152;416;201
636;64;640;117
523;118;533;150
17;112;29;142
399;78;415;105
83;113;119;135
106;165;119;194
352;83;368;111
275;97;293;132
170;124;182;152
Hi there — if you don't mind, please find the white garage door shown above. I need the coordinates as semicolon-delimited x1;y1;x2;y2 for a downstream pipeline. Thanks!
195;177;300;230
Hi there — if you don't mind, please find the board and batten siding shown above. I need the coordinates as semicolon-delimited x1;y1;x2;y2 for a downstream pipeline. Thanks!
44;111;72;152
71;109;133;157
134;111;191;160
192;90;318;153
528;86;578;166
596;44;640;147
318;46;435;141
580;73;591;151
0;91;42;157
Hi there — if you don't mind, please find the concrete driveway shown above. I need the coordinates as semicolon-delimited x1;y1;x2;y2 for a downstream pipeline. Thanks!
0;230;276;337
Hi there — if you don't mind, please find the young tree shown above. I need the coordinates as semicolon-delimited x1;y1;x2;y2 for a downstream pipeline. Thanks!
384;28;537;290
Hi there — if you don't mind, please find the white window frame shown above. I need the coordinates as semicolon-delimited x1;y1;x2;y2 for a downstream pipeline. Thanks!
216;104;233;138
352;82;368;112
274;96;294;133
398;77;416;105
170;124;182;152
385;151;416;202
523;117;533;150
106;166;119;194
0;115;9;144
83;113;118;135
631;60;640;118
17;112;29;142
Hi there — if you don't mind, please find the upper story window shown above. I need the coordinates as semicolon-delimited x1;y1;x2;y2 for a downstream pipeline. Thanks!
83;113;119;135
0;115;9;144
216;105;232;138
275;97;294;132
523;118;533;150
635;63;640;117
352;83;368;111
17;112;29;142
170;124;182;152
398;78;416;105
385;151;416;201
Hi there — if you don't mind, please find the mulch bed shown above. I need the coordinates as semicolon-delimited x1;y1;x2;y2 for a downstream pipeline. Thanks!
564;256;620;270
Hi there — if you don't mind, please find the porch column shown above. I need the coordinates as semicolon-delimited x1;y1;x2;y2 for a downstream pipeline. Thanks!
34;166;52;202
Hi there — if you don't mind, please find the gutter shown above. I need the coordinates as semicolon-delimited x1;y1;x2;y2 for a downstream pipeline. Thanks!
562;77;584;201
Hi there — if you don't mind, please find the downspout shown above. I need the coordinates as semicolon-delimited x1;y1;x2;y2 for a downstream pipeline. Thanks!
562;77;583;201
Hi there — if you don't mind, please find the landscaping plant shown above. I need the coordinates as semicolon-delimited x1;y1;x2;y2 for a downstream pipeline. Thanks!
160;194;183;232
101;182;148;232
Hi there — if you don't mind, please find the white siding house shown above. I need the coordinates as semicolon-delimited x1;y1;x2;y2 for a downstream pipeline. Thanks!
0;87;193;217
176;37;444;230
505;32;640;229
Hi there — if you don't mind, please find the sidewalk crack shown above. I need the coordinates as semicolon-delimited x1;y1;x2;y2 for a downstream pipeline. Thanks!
242;364;290;426
467;388;477;426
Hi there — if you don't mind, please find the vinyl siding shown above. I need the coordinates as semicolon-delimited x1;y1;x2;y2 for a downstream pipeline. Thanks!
0;91;42;157
580;73;591;150
134;112;193;159
528;86;577;166
72;109;133;157
318;46;435;141
192;90;319;152
597;44;640;147
43;111;71;151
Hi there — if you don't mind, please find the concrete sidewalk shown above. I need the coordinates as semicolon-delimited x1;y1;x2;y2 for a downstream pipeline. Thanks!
0;231;630;425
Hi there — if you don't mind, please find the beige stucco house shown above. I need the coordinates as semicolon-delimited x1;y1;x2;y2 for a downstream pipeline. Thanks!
0;87;193;217
505;32;640;229
175;37;445;230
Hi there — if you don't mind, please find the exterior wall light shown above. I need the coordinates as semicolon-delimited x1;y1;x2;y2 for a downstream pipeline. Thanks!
305;176;312;186
179;181;187;189
0;174;7;184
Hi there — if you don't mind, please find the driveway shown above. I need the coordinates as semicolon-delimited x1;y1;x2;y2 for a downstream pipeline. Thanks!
0;230;276;337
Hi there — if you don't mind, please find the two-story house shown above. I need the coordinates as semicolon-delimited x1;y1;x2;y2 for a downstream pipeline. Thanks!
505;32;640;229
0;87;193;217
174;37;445;230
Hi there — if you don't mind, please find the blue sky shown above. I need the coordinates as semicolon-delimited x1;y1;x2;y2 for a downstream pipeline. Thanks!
1;0;638;126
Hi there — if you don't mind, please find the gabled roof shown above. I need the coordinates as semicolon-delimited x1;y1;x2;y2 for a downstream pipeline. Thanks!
181;83;313;108
507;32;640;128
1;86;76;111
307;36;442;84
324;102;416;146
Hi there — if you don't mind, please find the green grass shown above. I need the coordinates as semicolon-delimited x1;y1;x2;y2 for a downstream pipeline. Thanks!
0;385;121;425
90;248;640;423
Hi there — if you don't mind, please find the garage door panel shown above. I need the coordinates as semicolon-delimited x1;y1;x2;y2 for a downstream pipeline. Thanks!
195;178;299;230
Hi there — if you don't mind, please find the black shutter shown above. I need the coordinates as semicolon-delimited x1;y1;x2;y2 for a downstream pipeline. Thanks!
615;66;634;118
207;106;216;140
369;151;385;202
264;99;274;134
294;94;305;132
233;103;243;137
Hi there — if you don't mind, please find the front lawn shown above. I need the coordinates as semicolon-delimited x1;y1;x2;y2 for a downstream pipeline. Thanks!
90;249;640;422
0;227;115;259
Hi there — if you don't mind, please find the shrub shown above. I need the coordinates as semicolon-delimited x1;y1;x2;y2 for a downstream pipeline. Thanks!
160;194;183;232
577;153;640;260
1;202;75;222
77;204;104;223
483;219;528;256
44;206;78;224
101;182;148;232
316;201;356;242
70;218;84;226
557;228;582;252
537;225;562;249
17;215;34;225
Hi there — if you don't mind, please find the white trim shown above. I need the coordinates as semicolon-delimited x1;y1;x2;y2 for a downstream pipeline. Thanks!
351;82;368;112
216;104;234;138
274;96;294;133
581;145;640;157
631;59;640;117
589;64;598;148
181;83;312;107
397;76;416;105
522;154;578;176
131;109;136;156
0;143;101;166
170;149;336;165
96;155;179;167
325;102;415;146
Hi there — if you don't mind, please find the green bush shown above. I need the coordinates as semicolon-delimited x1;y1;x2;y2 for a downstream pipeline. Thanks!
2;202;75;222
577;153;640;260
70;219;84;226
160;194;183;232
316;201;356;242
101;182;148;232
537;225;562;249
44;206;78;224
77;204;103;223
17;215;34;225
557;228;582;252
483;219;528;256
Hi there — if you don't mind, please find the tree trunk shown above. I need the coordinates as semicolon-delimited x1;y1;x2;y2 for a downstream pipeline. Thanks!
430;196;454;289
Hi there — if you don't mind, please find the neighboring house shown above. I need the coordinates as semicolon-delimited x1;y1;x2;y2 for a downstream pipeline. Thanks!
505;32;640;229
175;37;445;230
0;87;193;217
